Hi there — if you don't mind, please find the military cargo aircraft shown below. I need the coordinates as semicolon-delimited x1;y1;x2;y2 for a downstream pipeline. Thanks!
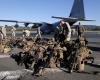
0;0;94;34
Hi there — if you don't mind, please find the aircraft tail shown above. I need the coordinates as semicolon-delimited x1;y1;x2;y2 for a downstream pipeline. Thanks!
52;0;86;20
69;0;85;19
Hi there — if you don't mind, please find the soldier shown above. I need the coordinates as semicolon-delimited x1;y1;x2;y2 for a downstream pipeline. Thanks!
54;27;59;42
59;21;72;42
76;22;85;37
32;46;46;76
55;44;67;67
23;51;33;69
0;31;4;53
22;30;26;38
45;41;55;68
22;29;31;38
1;25;7;39
69;38;91;73
35;27;42;40
0;30;3;44
75;36;88;47
11;26;16;39
25;30;31;37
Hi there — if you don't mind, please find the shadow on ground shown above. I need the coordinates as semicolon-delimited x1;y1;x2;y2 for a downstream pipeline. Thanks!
88;46;100;52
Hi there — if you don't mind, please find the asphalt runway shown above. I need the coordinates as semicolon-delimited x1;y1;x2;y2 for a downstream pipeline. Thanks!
0;31;100;80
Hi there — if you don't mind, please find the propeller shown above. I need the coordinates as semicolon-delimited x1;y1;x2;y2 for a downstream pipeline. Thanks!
24;23;30;27
14;23;19;28
31;23;42;28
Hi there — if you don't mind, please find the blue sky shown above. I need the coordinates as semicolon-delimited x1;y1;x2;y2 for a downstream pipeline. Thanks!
0;0;99;26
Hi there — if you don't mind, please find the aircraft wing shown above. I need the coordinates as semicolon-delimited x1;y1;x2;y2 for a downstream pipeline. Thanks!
52;16;95;22
0;20;39;24
0;19;43;27
0;20;18;23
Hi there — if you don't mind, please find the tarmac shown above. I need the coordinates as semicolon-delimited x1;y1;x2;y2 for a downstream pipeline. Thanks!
0;31;100;80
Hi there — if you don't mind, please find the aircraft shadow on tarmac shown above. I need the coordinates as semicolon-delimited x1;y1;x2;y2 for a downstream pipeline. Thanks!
88;46;100;52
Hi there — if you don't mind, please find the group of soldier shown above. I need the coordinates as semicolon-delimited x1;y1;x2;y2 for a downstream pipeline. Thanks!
0;21;93;76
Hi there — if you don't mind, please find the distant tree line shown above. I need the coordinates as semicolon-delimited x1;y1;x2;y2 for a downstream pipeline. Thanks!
83;25;100;31
87;26;100;31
